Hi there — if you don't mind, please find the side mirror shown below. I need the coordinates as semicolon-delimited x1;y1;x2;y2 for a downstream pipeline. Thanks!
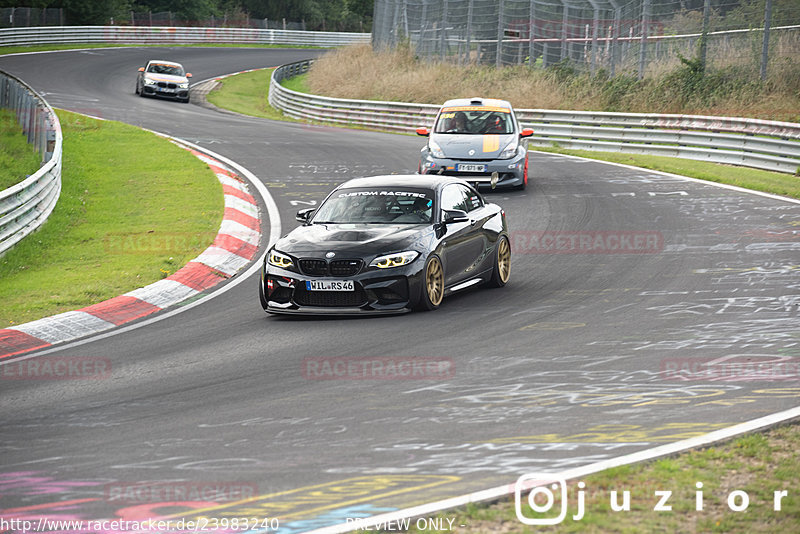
138;67;145;72
186;73;192;78
520;128;534;138
442;209;469;224
296;208;315;223
415;127;430;137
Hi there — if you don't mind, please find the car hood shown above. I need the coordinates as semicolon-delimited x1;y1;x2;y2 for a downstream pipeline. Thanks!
143;73;188;84
432;133;515;159
276;223;431;257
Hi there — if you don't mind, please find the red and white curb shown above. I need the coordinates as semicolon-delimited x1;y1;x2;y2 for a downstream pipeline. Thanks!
0;146;261;359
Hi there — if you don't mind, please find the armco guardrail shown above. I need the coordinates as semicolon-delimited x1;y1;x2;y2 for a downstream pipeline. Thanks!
270;60;800;174
0;25;370;47
0;70;62;256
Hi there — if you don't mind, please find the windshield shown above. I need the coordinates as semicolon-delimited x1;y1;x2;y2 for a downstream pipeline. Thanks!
433;106;513;134
313;188;435;224
147;63;184;76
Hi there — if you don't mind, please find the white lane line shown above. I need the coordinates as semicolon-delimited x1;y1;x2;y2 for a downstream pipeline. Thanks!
537;151;800;206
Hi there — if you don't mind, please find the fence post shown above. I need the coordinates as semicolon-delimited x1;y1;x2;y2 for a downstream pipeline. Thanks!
588;0;600;74
560;1;568;61
608;0;621;76
528;0;535;68
440;0;448;60
761;0;772;80
496;0;504;66
699;0;710;71
464;0;473;65
638;0;650;79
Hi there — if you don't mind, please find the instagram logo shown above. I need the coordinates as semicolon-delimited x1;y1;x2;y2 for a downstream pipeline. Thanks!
514;473;585;525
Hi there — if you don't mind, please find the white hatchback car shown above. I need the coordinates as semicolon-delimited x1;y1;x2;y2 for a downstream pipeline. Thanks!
135;60;192;103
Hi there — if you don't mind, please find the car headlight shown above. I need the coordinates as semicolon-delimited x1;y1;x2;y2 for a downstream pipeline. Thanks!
178;82;189;89
143;78;156;86
369;251;419;269
499;140;518;159
428;139;446;159
268;250;294;269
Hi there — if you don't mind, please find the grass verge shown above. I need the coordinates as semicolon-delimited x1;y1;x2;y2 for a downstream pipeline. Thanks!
0;108;41;190
306;44;800;122
205;68;291;122
532;146;800;200
397;421;800;533
0;110;223;326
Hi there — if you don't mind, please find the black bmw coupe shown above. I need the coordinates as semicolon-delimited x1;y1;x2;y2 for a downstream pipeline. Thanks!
260;175;511;315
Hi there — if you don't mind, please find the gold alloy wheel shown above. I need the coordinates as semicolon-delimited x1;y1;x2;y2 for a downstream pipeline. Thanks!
426;257;444;306
498;237;511;283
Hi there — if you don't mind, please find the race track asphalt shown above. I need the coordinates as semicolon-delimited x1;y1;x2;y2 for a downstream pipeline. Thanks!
1;47;798;531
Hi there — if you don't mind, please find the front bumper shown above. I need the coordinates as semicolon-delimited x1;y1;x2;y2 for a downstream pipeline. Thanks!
141;84;189;100
262;261;425;316
420;152;526;188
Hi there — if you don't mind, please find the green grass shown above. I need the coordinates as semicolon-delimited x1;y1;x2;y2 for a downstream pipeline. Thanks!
205;68;293;122
399;422;800;533
0;109;41;190
0;110;223;326
281;72;311;93
533;146;800;200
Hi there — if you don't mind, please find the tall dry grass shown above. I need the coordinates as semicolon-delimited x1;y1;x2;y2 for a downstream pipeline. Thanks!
306;43;800;122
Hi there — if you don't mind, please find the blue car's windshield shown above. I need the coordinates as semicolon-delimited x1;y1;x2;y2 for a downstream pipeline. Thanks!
313;188;435;224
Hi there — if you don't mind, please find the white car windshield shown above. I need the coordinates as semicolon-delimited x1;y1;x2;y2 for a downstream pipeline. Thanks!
313;188;435;224
147;63;184;76
434;108;513;135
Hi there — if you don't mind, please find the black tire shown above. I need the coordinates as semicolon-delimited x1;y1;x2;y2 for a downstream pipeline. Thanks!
488;236;511;287
416;255;444;311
